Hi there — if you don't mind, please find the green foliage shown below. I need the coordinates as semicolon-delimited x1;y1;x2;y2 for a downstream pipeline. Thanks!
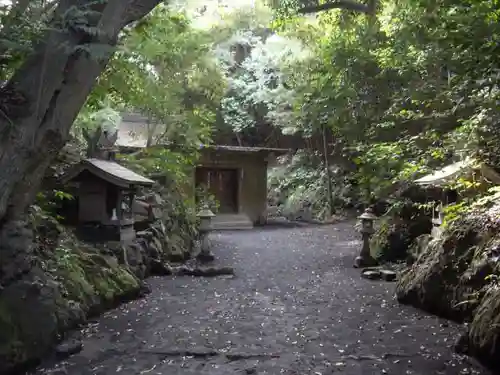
118;147;199;239
209;3;306;136
119;147;197;187
85;5;225;147
31;190;74;225
258;0;500;217
2;3;225;153
473;186;500;208
268;151;355;219
5;0;500;225
0;0;53;78
51;239;140;305
195;185;220;212
442;202;469;228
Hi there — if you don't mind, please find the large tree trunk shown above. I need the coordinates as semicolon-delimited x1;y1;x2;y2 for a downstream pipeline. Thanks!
0;3;165;370
0;0;163;226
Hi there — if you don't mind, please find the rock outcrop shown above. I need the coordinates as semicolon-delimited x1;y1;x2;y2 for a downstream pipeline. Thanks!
0;194;196;374
0;219;143;374
396;203;500;370
0;144;201;374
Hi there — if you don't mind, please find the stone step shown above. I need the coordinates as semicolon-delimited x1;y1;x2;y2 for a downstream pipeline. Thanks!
210;214;254;230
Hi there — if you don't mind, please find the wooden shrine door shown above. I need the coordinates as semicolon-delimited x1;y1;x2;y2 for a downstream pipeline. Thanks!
196;167;239;213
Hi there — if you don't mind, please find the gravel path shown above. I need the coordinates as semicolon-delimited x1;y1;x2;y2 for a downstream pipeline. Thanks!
34;223;490;375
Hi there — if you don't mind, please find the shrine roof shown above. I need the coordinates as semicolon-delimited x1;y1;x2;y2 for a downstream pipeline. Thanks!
199;144;291;155
414;158;500;187
62;158;154;188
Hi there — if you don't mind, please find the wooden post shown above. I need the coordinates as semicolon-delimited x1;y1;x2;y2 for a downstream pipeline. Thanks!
116;190;123;221
128;190;135;219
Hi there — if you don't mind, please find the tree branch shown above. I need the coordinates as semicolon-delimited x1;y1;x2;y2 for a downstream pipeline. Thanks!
297;0;370;14
123;0;163;27
0;0;165;221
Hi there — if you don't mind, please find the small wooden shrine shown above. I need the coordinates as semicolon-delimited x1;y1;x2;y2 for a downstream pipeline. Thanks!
414;158;500;236
62;127;154;243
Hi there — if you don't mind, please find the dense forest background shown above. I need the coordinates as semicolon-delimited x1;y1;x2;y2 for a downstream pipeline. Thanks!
2;0;500;373
2;0;500;220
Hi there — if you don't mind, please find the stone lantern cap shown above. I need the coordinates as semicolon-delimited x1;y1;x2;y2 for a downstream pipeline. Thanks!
197;206;215;219
358;209;377;221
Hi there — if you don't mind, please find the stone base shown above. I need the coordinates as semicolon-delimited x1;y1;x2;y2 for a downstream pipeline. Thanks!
380;269;397;281
197;250;215;263
353;255;376;268
361;269;381;280
360;268;397;282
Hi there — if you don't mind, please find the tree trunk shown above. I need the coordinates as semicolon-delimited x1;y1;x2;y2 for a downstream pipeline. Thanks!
322;125;335;216
0;0;163;226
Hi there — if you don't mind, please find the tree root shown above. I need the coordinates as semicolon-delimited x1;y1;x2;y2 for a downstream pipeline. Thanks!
144;349;219;358
172;266;235;277
226;353;280;361
140;348;279;361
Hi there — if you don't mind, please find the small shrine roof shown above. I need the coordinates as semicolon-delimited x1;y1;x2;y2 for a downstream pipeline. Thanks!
62;158;154;188
199;144;291;155
414;158;500;186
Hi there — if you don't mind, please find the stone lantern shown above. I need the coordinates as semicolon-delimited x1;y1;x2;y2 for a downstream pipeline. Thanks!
196;205;215;262
354;208;377;268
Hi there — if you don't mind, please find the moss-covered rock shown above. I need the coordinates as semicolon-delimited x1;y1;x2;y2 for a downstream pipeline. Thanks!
0;190;196;374
0;150;198;374
396;203;500;370
52;236;142;308
370;209;432;263
368;183;437;263
0;220;143;374
465;286;500;369
406;234;431;265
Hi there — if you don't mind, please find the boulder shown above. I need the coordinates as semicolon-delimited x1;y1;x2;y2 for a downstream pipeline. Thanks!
463;286;500;370
380;269;397;282
406;234;431;266
396;223;490;321
197;250;216;263
55;337;83;360
370;184;436;263
136;230;154;242
151;237;164;258
396;204;500;370
0;222;143;374
370;214;432;263
0;268;64;373
150;259;173;276
124;242;148;279
361;269;381;280
165;234;189;263
147;238;161;260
